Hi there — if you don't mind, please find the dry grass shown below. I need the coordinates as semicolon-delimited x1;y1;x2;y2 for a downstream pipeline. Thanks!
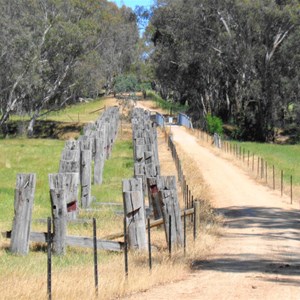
0;102;221;300
0;227;217;300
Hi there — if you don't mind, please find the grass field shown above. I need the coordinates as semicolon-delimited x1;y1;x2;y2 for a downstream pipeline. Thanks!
146;91;188;114
231;141;300;185
0;97;220;299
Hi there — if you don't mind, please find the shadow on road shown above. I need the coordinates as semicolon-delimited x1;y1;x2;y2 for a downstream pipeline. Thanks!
192;205;300;286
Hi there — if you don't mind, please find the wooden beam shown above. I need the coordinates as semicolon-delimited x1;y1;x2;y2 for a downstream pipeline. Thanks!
102;208;194;240
2;231;123;252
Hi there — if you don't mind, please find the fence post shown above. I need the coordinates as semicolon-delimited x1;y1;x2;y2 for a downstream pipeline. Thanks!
290;175;293;204
158;176;183;248
193;200;200;241
123;178;147;250
147;177;162;220
148;218;152;271
49;174;67;255
184;210;186;256
93;218;98;296
80;149;92;208
124;217;128;277
273;165;275;190
281;170;283;197
47;217;52;300
10;173;36;255
168;215;172;257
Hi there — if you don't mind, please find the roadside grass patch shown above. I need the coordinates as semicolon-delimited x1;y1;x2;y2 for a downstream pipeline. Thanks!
146;91;188;113
232;142;300;185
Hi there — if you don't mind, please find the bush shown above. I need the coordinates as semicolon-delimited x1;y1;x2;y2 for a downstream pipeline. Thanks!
114;74;139;93
206;113;223;135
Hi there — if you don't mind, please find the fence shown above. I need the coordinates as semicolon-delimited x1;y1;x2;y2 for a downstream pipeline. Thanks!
155;112;165;127
3;107;204;299
193;128;298;205
177;113;192;129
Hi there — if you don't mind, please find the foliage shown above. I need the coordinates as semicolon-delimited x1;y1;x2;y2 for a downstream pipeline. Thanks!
147;91;188;113
113;74;140;93
0;0;139;136
149;0;300;142
205;114;223;136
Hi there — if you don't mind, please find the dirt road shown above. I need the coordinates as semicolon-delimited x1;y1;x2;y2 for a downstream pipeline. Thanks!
125;125;300;299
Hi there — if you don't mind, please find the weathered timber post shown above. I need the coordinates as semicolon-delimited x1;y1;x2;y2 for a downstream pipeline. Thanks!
147;177;162;220
49;172;79;220
64;140;79;151
94;135;105;185
157;176;183;247
122;178;147;250
81;149;92;208
49;174;67;255
59;150;80;174
193;200;200;240
10;173;36;255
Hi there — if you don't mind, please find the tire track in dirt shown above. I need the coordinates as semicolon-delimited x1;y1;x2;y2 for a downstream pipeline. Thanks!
123;125;300;300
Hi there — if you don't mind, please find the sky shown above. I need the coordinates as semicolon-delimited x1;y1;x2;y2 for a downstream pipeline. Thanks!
109;0;154;9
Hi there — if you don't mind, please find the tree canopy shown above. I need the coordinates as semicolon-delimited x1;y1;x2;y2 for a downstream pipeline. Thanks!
149;0;300;141
0;0;139;135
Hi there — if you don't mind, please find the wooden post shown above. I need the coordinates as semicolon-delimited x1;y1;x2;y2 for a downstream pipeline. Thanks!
193;200;200;240
158;176;183;247
290;175;293;204
147;177;163;220
49;174;68;255
123;178;147;250
47;217;52;300
93;218;98;296
94;136;105;185
184;210;186;256
124;217;129;277
281;170;283;197
10;173;36;255
273;165;275;190
59;150;80;174
80;150;92;208
49;173;79;220
148;217;152;271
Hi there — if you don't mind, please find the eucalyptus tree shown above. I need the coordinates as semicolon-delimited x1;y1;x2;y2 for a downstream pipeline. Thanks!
149;0;300;141
0;0;139;136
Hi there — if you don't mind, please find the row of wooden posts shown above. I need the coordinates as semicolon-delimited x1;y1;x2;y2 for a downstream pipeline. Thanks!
122;108;200;251
203;131;295;204
8;107;120;256
222;141;295;204
7;107;204;299
195;129;296;204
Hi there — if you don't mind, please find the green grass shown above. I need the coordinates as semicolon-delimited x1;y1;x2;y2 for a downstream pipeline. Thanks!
146;91;188;114
0;96;134;282
91;140;133;204
232;141;300;184
0;138;65;227
8;96;109;124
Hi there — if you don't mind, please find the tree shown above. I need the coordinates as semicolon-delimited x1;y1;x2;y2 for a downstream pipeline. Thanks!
149;0;300;141
0;0;139;136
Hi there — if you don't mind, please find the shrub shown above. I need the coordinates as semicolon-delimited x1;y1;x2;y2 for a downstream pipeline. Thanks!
113;74;139;93
205;113;223;135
